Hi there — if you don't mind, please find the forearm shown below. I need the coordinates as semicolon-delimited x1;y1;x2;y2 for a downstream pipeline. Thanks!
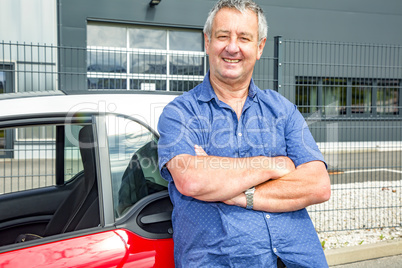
167;153;294;202
254;161;331;212
225;161;331;212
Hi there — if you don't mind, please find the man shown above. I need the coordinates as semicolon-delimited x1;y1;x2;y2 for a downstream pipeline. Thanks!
158;0;331;267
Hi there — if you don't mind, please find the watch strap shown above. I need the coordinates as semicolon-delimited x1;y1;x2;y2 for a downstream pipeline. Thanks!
245;186;256;210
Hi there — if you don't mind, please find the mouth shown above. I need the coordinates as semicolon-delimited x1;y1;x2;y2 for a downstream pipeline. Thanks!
223;58;240;63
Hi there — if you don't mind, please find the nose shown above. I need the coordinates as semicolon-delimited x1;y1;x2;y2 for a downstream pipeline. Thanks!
225;38;240;54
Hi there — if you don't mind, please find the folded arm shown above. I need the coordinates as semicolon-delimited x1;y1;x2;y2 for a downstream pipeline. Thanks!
224;160;331;212
192;146;331;212
255;160;331;212
166;145;295;202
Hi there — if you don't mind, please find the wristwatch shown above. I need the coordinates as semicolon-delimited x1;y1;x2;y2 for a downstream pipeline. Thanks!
245;186;256;210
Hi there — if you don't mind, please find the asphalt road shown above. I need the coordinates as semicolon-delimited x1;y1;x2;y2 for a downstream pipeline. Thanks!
323;151;402;184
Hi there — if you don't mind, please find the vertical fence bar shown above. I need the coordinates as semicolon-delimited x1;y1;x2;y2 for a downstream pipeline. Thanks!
274;36;283;94
58;45;62;92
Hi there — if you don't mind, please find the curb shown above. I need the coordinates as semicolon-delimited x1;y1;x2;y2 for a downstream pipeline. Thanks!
325;239;402;266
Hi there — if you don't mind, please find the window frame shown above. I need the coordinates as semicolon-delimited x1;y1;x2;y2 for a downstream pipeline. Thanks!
295;76;402;117
87;24;207;92
0;62;14;94
0;63;15;158
0;115;93;195
98;113;167;221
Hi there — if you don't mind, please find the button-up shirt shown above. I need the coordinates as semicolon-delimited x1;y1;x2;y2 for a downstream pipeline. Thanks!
158;72;328;267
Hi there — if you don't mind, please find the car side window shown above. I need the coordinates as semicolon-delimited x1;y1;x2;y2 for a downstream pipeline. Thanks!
0;122;101;247
105;114;167;218
64;125;84;182
0;124;85;195
0;125;57;194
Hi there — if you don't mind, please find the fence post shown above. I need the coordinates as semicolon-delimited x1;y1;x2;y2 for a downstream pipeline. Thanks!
399;82;402;117
274;36;284;95
371;79;377;116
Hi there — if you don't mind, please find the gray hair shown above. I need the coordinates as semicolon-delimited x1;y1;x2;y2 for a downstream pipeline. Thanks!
203;0;268;44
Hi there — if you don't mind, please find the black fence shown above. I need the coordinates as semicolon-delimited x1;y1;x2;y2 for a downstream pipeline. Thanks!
1;39;401;232
271;38;402;232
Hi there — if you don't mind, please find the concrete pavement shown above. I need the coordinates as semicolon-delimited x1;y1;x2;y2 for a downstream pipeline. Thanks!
330;254;402;268
326;239;402;267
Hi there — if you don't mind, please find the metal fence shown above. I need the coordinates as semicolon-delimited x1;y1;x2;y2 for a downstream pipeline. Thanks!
270;38;402;232
1;39;401;232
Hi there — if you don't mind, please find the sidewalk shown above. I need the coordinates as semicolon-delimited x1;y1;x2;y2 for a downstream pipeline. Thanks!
330;254;402;268
325;239;402;267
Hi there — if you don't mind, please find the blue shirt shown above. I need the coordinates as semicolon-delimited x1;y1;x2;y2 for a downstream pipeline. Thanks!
158;72;328;268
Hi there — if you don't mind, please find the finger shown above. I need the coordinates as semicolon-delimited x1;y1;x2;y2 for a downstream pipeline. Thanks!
194;144;208;156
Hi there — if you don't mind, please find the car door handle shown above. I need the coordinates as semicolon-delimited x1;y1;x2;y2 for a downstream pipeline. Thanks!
139;211;172;225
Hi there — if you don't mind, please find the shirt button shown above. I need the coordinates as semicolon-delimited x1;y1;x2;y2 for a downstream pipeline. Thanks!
238;132;242;137
266;214;270;219
273;248;278;253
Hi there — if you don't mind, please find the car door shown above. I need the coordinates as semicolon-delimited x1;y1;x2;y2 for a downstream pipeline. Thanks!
0;113;174;267
98;113;174;265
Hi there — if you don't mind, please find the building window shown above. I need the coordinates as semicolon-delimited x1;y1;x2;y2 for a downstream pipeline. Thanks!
322;78;347;115
295;77;318;114
0;63;14;158
351;78;372;114
0;71;5;94
296;77;400;116
377;79;400;114
0;63;14;94
87;23;206;92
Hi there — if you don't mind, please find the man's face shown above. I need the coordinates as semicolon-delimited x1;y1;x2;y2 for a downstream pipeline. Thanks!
205;7;266;87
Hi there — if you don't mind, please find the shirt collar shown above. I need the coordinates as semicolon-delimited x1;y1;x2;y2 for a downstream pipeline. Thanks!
197;71;258;103
197;71;218;103
248;79;258;100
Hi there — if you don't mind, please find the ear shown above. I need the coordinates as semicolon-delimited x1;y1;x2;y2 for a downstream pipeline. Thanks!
204;33;210;55
256;37;267;60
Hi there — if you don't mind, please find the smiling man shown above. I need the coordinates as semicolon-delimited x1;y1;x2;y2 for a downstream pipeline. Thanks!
158;0;331;267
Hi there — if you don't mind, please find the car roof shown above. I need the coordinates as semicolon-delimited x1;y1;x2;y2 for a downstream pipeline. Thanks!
0;90;66;100
0;91;178;131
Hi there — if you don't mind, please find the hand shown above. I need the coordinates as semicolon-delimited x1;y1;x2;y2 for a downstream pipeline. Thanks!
223;193;247;208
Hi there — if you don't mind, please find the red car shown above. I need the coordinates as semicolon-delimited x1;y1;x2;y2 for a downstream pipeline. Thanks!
0;92;176;267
